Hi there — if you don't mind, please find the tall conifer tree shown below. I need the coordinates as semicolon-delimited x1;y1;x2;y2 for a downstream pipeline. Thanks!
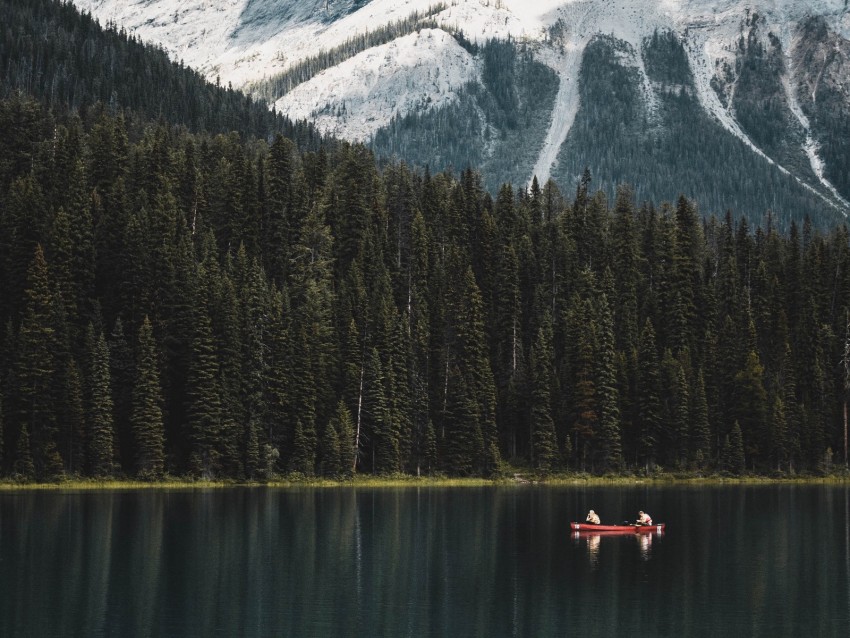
690;370;712;468
88;329;115;477
131;317;165;479
594;291;623;472
186;266;223;477
530;314;558;470
637;319;662;471
14;246;63;478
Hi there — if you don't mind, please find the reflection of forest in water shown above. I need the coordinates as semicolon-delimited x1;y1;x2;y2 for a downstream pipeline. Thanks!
1;486;849;637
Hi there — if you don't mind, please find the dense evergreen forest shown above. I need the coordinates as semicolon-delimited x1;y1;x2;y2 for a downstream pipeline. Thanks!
550;32;846;229
2;88;850;481
2;0;850;482
0;0;323;148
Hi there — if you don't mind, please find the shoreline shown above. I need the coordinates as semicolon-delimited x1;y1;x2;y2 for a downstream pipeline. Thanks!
2;472;850;490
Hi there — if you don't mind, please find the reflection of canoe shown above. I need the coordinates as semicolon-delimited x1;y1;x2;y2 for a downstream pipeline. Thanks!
570;522;665;533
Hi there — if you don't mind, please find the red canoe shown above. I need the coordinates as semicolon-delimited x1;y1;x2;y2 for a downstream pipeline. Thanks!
570;522;665;533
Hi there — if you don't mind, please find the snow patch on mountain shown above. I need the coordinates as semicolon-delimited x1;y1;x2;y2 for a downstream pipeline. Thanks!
72;0;850;209
780;50;850;209
275;29;478;141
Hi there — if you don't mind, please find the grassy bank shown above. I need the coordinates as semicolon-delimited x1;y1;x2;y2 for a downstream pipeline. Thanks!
1;471;850;490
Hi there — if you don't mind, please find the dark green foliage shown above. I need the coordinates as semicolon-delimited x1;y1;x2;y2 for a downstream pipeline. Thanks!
87;328;114;477
13;246;63;479
595;292;623;472
552;34;844;228
108;318;134;470
2;12;850;481
795;18;850;202
318;418;341;478
371;39;559;192
333;401;357;478
61;360;86;476
185;271;223;478
363;347;395;474
131;317;165;479
530;314;559;471
720;422;747;475
733;351;769;469
14;424;35;480
442;365;482;476
637;320;662;471
690;370;712;467
0;0;322;147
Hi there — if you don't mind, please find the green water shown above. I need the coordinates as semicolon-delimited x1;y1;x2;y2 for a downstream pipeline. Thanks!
1;486;849;637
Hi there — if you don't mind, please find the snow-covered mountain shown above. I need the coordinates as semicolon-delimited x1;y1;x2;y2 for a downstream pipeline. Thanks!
72;0;850;222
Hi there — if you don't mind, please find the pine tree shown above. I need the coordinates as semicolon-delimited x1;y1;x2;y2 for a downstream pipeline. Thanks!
108;317;134;471
319;418;341;478
670;196;703;354
530;315;559;471
333;400;356;479
87;329;115;477
209;258;242;477
0;399;4;473
131;317;165;479
493;243;523;455
238;257;268;480
690;370;712;468
290;418;313;475
457;267;501;475
61;360;86;476
264;291;290;464
733;351;768;470
288;201;335;471
660;349;689;468
185;267;223;477
363;347;396;474
637;319;662;471
443;365;482;476
408;209;432;474
612;185;640;353
389;313;413;472
769;394;789;472
49;207;77;323
569;298;598;471
720;422;746;475
672;362;691;468
14;424;35;480
14;246;63;478
594;291;623;472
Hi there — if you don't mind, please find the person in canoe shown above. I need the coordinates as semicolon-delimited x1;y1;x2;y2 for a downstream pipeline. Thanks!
636;510;653;526
586;510;601;525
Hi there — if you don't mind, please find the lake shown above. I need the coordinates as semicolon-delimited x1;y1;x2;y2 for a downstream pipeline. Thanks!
1;485;849;637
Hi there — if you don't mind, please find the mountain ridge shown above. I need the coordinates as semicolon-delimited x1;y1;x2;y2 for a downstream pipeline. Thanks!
72;0;850;222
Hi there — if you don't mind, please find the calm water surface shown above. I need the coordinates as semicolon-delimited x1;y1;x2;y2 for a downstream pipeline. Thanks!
1;485;849;637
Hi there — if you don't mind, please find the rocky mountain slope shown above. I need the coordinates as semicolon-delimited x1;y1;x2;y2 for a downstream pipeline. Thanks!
72;0;850;224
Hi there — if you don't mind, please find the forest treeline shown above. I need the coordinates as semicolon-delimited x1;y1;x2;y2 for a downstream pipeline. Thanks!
2;90;850;481
0;0;323;148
